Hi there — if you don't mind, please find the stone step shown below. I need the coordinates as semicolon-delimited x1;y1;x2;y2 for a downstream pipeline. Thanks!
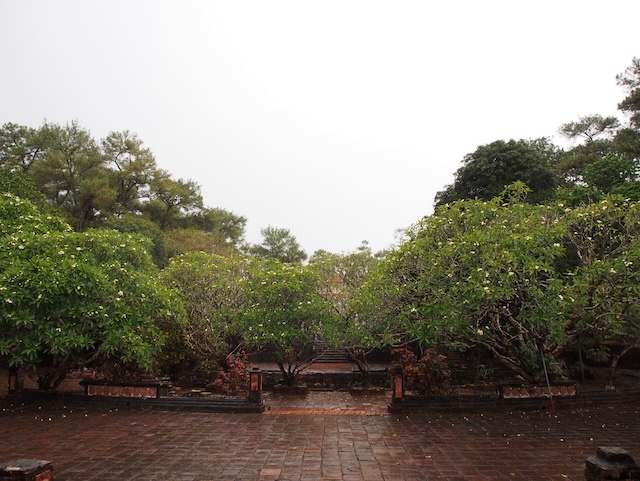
313;349;350;363
312;339;351;363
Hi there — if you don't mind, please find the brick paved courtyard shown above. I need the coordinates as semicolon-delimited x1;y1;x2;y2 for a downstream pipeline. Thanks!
1;391;639;481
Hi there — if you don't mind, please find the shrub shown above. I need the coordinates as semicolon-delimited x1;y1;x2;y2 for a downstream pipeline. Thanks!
392;348;451;395
213;351;250;395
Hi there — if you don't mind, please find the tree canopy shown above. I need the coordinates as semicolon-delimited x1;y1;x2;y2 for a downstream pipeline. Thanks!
308;243;384;381
435;139;557;206
238;257;335;384
3;58;640;391
556;58;640;204
248;226;307;263
0;120;247;265
616;57;640;129
0;194;184;389
161;252;248;366
363;184;640;383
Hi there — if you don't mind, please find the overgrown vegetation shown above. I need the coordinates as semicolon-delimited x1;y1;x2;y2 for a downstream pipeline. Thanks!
1;57;639;392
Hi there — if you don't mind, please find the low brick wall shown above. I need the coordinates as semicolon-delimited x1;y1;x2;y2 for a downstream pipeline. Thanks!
80;380;169;399
388;389;640;414
261;370;390;391
498;383;577;399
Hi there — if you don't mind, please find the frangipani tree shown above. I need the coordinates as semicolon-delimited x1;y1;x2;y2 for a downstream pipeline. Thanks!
375;185;570;382
239;257;336;385
160;251;248;373
309;245;386;384
563;197;640;388
0;194;184;389
370;183;640;384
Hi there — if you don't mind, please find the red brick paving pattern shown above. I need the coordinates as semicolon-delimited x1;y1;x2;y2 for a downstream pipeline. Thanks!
1;392;639;480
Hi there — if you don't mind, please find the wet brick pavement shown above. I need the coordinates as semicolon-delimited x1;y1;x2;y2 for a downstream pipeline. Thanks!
263;391;389;416
1;391;639;481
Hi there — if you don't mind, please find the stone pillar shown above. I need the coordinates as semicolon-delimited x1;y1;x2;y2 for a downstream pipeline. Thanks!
391;366;404;403
248;367;263;404
585;446;640;480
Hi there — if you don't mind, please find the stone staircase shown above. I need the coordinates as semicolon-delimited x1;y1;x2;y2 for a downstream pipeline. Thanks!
312;339;350;363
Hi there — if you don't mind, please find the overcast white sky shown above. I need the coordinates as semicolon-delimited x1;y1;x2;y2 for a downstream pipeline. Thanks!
1;1;639;255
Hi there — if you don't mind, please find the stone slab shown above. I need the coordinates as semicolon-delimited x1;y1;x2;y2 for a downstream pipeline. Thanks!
0;459;52;480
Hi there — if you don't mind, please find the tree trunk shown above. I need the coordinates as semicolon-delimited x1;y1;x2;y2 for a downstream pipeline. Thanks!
37;367;71;390
605;355;620;391
275;359;296;386
36;353;75;390
605;342;637;390
347;350;371;386
477;340;537;383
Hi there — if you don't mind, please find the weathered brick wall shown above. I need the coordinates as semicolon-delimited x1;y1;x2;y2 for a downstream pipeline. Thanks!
261;370;390;390
85;384;159;398
500;383;577;399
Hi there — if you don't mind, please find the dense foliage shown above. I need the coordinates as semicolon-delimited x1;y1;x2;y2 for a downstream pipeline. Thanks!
0;121;247;266
248;226;308;263
159;251;247;379
1;57;639;391
359;184;640;384
435;139;558;206
239;257;336;384
0;194;184;389
391;348;452;395
308;244;385;383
